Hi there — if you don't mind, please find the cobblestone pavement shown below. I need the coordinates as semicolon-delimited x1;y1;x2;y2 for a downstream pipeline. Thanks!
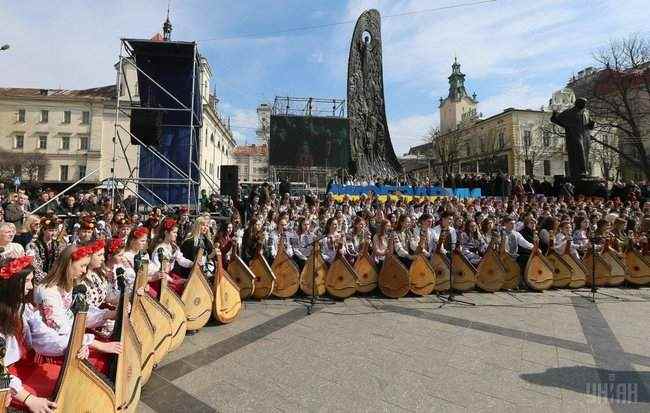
139;288;650;412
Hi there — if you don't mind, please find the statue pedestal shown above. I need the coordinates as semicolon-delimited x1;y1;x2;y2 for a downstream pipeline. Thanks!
573;176;600;196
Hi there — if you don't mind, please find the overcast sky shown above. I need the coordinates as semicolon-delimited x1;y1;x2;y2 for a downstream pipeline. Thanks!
1;0;648;155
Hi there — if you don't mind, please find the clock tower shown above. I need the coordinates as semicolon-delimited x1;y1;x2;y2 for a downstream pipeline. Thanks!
439;58;478;133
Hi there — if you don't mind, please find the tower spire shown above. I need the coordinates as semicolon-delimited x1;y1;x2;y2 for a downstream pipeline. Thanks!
163;1;172;41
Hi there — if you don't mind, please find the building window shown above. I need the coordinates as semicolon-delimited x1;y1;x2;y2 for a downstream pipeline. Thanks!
60;165;69;181
466;143;471;157
17;109;25;122
37;165;46;181
14;135;24;149
41;110;49;123
542;129;550;147
209;163;214;175
525;160;534;176
38;135;47;149
543;160;551;176
210;133;215;143
63;110;71;124
79;165;87;179
564;161;570;176
82;111;90;124
523;130;532;147
79;136;89;150
61;136;70;150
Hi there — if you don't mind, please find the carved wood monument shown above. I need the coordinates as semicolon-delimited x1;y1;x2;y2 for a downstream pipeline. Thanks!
347;9;402;177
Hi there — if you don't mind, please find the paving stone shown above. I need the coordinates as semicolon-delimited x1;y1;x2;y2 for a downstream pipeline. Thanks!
137;288;650;413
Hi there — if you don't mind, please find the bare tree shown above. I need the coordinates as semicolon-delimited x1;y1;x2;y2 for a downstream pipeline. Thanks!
425;126;461;180
479;127;509;174
0;148;48;183
571;34;650;180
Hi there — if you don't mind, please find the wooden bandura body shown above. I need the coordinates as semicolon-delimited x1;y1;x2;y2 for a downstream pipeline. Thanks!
624;240;650;286
112;273;142;413
213;246;243;323
601;239;626;287
249;251;276;299
409;229;435;296
133;256;172;367
451;244;476;292
52;287;116;412
430;232;450;292
583;249;612;287
498;234;520;290
299;241;327;296
271;238;300;298
129;263;156;384
523;238;554;291
476;239;505;292
158;277;186;352
227;244;255;299
409;255;436;296
546;232;572;288
546;252;572;289
325;237;358;299
560;238;587;288
354;238;378;293
180;250;214;331
378;236;410;298
156;248;187;352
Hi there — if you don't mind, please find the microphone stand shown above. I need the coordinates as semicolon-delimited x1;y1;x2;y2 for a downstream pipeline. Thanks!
438;228;475;307
293;233;335;314
573;235;621;303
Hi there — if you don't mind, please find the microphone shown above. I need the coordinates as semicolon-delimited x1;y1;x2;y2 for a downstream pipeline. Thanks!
71;284;88;312
115;267;126;290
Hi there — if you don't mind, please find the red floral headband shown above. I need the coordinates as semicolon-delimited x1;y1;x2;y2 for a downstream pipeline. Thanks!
71;246;93;261
108;238;124;255
132;227;149;239
0;256;34;280
90;239;106;254
162;218;177;231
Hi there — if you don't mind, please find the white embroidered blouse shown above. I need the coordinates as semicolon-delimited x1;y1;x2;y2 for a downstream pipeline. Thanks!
33;285;110;342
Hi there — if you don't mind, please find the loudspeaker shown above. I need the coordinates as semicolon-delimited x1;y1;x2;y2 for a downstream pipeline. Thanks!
220;165;239;198
130;109;162;145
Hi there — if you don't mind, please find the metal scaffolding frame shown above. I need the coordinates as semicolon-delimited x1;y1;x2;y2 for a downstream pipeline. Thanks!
109;38;201;211
272;96;346;118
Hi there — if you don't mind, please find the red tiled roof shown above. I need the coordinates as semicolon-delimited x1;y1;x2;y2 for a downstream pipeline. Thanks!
0;85;116;99
150;33;164;42
233;144;268;156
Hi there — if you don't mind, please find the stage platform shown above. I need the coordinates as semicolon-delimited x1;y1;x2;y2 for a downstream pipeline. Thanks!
139;288;650;412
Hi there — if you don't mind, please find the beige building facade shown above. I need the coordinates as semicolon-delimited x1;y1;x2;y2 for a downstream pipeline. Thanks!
233;144;268;183
410;61;614;180
0;86;137;188
197;57;237;194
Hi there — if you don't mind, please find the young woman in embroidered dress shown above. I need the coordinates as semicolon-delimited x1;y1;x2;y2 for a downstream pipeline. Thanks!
33;245;122;374
123;226;169;298
149;218;191;296
0;256;58;412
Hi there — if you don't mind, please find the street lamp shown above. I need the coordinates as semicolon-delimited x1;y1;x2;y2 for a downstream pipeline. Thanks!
0;44;10;51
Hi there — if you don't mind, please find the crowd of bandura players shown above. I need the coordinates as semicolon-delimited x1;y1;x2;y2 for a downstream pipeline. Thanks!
0;180;649;412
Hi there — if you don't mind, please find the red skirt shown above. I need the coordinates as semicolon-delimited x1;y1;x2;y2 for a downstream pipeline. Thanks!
8;348;108;410
147;272;186;299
